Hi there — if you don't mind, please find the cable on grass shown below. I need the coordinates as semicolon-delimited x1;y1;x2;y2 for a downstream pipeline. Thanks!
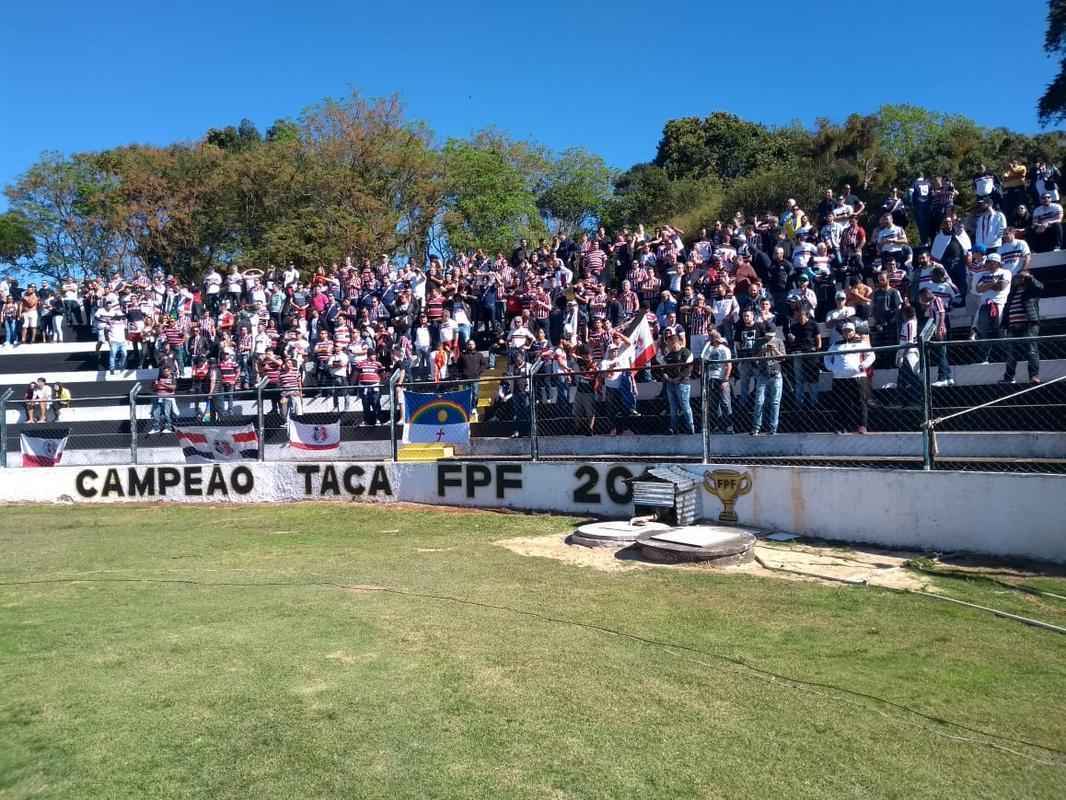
2;573;1065;764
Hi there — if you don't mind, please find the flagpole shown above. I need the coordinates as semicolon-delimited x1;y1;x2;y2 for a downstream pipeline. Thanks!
128;384;141;466
0;388;12;469
389;369;401;463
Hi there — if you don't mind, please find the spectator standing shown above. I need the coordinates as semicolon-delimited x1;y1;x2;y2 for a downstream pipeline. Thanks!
824;323;875;434
3;296;18;347
931;215;971;303
973;197;1007;253
1001;270;1044;384
917;288;953;387
785;306;821;408
149;367;177;434
20;285;39;344
870;270;902;364
108;310;128;374
658;331;695;435
751;332;785;437
971;253;1011;363
701;329;734;434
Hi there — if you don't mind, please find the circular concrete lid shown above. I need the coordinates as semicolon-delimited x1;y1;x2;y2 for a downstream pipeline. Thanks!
571;520;671;547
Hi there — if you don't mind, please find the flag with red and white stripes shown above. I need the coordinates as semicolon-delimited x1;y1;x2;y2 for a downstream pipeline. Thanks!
174;424;259;463
620;312;657;368
20;429;69;467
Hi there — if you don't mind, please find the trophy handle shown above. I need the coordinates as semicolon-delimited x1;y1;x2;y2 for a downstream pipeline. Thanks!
737;474;753;495
703;471;721;498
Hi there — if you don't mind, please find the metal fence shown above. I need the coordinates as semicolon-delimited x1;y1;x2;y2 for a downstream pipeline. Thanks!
2;333;1064;472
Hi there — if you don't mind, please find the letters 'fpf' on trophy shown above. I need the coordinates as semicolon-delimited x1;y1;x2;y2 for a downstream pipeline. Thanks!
704;469;753;524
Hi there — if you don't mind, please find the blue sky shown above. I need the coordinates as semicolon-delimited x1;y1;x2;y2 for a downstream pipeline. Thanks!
0;0;1059;211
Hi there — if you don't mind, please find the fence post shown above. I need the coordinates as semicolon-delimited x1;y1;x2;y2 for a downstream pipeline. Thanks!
0;387;12;468
701;364;711;464
256;378;267;462
388;369;401;463
529;369;539;463
919;319;935;471
128;384;141;465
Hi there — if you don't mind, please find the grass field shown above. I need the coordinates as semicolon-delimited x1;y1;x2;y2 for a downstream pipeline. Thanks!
2;504;1066;799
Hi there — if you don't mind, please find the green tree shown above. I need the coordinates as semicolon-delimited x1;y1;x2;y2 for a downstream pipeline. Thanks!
537;148;612;236
3;152;131;281
603;164;717;230
654;112;793;182
0;211;36;265
1039;0;1066;124
439;135;544;256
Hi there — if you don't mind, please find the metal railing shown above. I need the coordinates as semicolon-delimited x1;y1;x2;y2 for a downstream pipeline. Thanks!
3;334;1065;473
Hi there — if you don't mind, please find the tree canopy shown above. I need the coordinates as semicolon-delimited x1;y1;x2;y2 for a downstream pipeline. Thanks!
5;91;1065;282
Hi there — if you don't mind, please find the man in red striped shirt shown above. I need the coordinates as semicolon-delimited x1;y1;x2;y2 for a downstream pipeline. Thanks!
353;354;383;424
149;367;177;434
279;357;303;418
619;280;640;316
218;352;239;414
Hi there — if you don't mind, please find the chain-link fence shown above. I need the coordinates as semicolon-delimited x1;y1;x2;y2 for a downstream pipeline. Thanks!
2;390;140;467
2;334;1064;472
927;333;1066;473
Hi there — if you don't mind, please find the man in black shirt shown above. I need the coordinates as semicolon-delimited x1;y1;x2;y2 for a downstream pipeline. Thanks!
732;308;766;406
459;339;488;411
767;247;793;315
785;306;822;409
659;331;695;435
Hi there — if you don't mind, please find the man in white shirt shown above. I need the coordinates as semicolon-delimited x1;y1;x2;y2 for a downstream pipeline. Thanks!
108;310;128;375
875;213;910;264
971;252;1011;363
973;197;1007;253
998;228;1031;274
823;322;876;434
1030;193;1064;253
204;268;222;314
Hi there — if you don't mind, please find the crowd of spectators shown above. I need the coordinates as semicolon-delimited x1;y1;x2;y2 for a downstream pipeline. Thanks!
0;157;1057;436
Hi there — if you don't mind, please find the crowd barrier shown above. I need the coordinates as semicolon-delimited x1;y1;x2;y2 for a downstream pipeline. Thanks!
2;334;1065;472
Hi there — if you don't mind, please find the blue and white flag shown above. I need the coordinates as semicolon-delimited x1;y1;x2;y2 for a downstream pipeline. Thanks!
404;389;472;444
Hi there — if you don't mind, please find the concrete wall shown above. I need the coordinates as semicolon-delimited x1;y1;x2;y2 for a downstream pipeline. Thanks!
4;459;1065;563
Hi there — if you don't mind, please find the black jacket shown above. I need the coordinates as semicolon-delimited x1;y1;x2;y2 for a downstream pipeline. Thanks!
1001;274;1043;327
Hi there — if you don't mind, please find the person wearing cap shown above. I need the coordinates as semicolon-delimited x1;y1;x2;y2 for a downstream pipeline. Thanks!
701;329;734;434
970;252;1011;363
1030;192;1064;253
824;323;875;434
825;290;856;346
973;196;1007;253
751;330;786;436
785;273;817;312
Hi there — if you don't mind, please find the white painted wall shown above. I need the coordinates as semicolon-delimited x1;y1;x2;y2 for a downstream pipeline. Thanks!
4;460;1065;562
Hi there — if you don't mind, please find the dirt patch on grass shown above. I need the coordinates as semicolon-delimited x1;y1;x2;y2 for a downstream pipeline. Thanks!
495;533;935;591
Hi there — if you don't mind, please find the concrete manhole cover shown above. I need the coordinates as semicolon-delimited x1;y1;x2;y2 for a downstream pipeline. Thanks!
570;520;671;548
637;524;757;565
